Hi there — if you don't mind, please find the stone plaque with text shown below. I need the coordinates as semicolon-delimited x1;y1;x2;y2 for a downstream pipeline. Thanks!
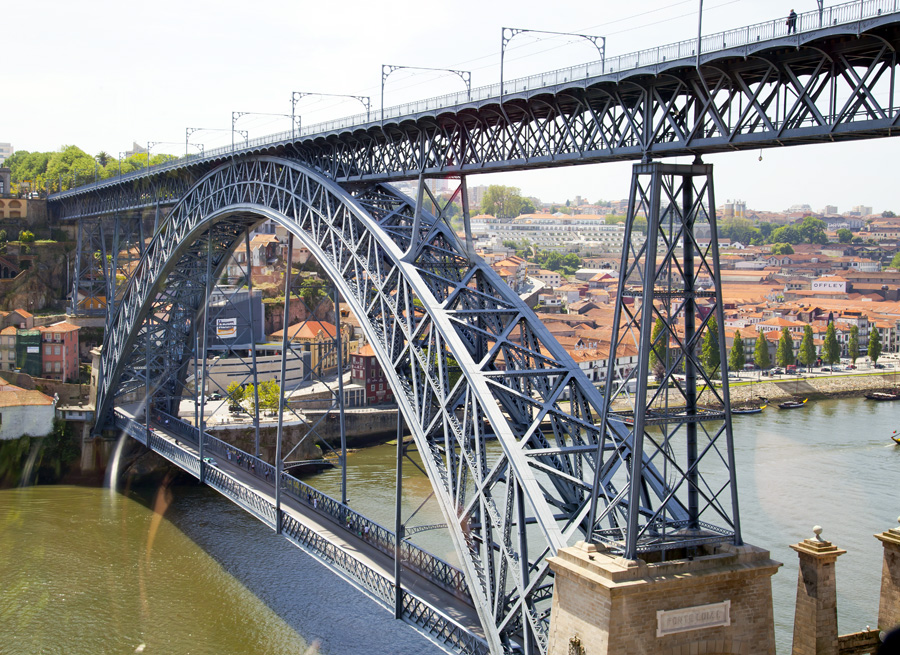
656;600;731;637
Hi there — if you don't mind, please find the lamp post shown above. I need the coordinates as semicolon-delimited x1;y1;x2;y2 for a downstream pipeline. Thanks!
186;127;238;157
697;0;704;66
146;141;185;170
500;27;605;101
381;65;471;123
231;111;291;152
117;152;129;177
291;92;371;137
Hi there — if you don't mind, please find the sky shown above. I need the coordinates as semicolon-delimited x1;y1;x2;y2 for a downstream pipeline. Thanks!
3;0;896;214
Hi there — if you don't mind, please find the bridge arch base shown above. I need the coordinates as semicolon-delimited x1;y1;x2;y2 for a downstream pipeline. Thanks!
546;541;781;655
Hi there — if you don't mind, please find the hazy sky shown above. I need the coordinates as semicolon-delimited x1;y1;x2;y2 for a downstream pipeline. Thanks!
4;0;896;213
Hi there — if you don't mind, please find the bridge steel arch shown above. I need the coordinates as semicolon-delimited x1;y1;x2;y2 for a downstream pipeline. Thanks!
96;155;710;653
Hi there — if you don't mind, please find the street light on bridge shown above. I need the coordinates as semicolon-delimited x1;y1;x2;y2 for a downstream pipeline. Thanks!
290;92;371;138
380;65;471;123
500;27;605;102
146;141;186;169
231;111;292;152
186;127;239;157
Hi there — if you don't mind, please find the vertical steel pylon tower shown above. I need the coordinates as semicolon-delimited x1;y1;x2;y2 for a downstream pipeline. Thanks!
591;159;742;560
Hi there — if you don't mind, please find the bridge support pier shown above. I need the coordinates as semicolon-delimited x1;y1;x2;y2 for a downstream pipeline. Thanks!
546;541;780;655
876;518;900;632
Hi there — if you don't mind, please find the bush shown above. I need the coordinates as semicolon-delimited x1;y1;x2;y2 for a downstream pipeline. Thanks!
19;230;35;243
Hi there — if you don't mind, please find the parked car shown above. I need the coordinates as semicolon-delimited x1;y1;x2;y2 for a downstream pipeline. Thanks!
821;367;831;372
207;392;223;401
875;363;885;369
846;364;857;370
202;456;218;468
772;368;784;374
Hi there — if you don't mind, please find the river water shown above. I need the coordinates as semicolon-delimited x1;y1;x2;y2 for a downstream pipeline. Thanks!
1;396;897;654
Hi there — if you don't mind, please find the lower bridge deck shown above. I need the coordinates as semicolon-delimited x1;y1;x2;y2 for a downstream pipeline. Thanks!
112;407;489;655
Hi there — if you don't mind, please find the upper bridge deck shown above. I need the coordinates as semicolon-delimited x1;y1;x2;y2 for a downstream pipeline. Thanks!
49;0;900;216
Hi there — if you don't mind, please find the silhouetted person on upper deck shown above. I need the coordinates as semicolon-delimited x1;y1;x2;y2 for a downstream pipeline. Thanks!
787;9;798;34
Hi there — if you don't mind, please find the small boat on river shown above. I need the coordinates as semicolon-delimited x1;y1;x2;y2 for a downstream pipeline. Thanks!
778;398;808;410
892;431;900;445
732;404;767;415
865;391;900;401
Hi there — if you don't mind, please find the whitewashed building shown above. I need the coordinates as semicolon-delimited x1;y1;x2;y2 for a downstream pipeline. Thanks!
0;384;56;440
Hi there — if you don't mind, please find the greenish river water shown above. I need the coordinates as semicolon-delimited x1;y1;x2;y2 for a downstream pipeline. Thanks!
1;396;898;653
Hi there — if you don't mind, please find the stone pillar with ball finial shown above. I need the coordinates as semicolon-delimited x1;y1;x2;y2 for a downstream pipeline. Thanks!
790;525;846;655
876;516;900;633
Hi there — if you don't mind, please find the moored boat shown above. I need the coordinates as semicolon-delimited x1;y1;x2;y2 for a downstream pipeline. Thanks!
732;404;767;415
865;391;900;401
778;398;808;409
892;431;900;445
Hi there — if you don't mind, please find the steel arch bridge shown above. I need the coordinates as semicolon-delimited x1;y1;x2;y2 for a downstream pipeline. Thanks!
95;155;705;653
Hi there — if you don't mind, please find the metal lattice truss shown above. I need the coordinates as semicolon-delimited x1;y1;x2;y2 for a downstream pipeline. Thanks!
594;161;740;560
95;156;694;654
300;31;900;180
52;17;900;221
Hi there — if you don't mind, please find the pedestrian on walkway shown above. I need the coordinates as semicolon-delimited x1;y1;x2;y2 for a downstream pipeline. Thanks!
787;9;797;34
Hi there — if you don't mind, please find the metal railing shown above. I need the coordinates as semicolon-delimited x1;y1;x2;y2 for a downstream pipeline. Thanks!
52;0;900;199
138;409;470;599
112;409;484;654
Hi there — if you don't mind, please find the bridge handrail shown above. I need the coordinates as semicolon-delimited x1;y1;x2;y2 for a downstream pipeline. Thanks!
151;409;470;599
51;0;899;200
279;512;491;655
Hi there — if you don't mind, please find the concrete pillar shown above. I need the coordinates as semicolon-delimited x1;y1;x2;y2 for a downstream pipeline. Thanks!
876;517;900;632
546;540;781;655
790;526;846;655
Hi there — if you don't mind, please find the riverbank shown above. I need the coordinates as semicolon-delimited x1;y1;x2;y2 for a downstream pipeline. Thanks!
710;371;900;406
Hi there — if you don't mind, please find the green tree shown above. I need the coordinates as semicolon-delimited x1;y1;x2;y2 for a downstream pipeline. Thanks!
868;326;883;364
890;252;900;270
701;315;720;374
754;333;771;370
481;185;525;218
836;228;853;244
776;327;794;368
649;317;667;374
770;225;802;245
519;197;537;215
848;325;860;364
798;324;816;367
883;210;896;218
822;321;840;366
259;380;282;413
771;243;794;255
729;331;745;371
226;381;246;407
45;145;100;190
798;216;828;244
18;230;35;243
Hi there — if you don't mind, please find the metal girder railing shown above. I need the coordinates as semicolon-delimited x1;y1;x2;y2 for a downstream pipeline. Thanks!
97;156;683;653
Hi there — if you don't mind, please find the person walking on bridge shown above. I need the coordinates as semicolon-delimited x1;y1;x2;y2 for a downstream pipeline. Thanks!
787;9;798;34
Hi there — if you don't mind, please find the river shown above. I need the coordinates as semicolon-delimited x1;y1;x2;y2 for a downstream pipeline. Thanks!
1;396;897;654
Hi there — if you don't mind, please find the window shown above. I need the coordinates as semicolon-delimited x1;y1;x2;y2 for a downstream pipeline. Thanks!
45;362;52;373
45;345;51;355
55;345;60;356
55;362;61;372
54;333;61;342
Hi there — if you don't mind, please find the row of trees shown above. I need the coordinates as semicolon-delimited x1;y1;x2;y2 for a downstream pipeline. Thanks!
5;145;179;193
651;319;883;377
224;380;282;413
728;322;882;371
